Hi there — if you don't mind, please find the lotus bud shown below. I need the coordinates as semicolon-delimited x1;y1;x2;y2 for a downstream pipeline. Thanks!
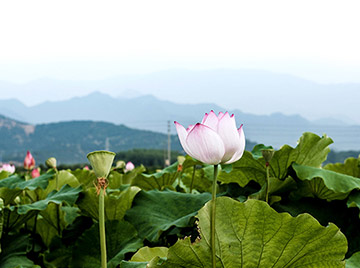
125;161;135;173
115;160;126;169
261;149;275;165
87;150;115;178
45;157;57;169
31;168;40;178
84;165;89;170
24;151;35;170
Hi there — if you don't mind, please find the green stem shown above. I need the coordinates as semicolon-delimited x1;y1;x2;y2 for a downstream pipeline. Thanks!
189;165;196;193
99;188;107;268
265;164;270;204
55;168;61;235
55;168;59;191
32;212;39;251
211;164;219;268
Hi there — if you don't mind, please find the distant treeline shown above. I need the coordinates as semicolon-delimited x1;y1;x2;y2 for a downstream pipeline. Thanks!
325;150;360;165
41;148;359;171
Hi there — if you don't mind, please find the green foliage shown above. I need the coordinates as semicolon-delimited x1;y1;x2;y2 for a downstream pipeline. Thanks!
131;163;179;191
12;185;82;215
77;186;140;221
125;190;211;242
70;220;143;268
0;234;39;268
155;198;347;268
1;131;360;267
324;157;360;178
346;252;360;268
292;163;360;201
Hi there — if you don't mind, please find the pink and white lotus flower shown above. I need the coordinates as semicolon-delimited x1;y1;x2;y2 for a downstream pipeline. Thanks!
0;163;15;174
175;111;245;165
125;161;135;172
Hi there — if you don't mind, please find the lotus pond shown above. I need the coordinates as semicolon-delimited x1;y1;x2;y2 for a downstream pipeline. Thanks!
0;132;360;267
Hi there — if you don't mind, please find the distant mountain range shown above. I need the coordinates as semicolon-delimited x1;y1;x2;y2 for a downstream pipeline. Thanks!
0;92;359;151
1;69;359;125
0;115;180;164
0;114;257;165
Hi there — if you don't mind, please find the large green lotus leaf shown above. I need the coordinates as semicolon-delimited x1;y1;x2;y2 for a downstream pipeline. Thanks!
249;176;297;204
70;220;143;268
0;234;39;268
217;151;267;187
121;257;165;268
12;185;82;215
77;186;140;221
125;190;211;242
346;251;360;267
37;170;80;200
218;133;332;188
71;168;97;189
292;163;360;201
346;191;360;219
131;247;168;262
181;165;213;193
294;132;333;167
324;157;360;178
120;262;148;268
0;170;55;190
0;170;55;205
251;144;274;159
0;171;11;180
36;204;80;247
154;197;347;268
131;162;178;191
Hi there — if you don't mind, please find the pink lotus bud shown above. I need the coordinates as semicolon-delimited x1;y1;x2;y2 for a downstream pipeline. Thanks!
125;161;135;173
84;165;89;170
31;168;40;178
174;111;245;165
0;163;15;174
24;151;35;170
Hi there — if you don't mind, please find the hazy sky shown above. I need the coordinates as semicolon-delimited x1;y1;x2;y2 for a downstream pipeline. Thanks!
1;0;360;83
0;0;360;126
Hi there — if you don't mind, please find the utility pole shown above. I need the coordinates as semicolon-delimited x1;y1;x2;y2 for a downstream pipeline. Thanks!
105;137;110;151
166;120;171;166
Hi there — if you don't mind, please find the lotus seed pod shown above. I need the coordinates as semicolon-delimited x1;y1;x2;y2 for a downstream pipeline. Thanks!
262;149;275;163
87;150;116;178
177;156;186;165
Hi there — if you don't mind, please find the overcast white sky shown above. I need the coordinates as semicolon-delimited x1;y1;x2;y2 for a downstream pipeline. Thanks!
0;0;360;83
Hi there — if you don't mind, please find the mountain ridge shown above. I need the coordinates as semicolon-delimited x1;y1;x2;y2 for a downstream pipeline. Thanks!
0;92;359;151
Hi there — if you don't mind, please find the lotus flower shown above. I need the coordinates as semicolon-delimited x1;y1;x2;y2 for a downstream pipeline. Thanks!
174;111;245;165
0;163;15;174
125;161;135;172
24;151;35;170
31;168;40;178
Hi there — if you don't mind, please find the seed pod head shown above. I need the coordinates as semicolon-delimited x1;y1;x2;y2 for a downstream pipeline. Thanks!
261;149;275;163
87;150;115;178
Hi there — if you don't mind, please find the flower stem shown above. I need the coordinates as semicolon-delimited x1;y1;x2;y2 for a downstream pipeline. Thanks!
55;168;59;191
265;163;270;204
189;165;196;193
211;164;219;268
99;188;107;268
